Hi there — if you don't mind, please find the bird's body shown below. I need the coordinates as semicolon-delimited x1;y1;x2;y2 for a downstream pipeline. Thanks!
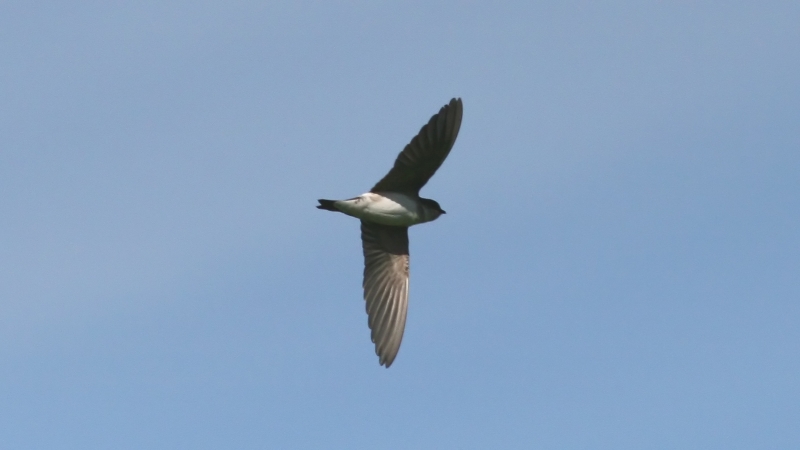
317;98;463;367
318;192;444;227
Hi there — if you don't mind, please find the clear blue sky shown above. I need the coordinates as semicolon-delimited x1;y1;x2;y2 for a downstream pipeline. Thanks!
2;2;799;448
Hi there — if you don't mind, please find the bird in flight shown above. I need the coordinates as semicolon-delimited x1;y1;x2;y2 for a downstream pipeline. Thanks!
317;98;463;367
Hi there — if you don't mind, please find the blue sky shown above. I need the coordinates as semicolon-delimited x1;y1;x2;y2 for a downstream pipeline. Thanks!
1;2;799;448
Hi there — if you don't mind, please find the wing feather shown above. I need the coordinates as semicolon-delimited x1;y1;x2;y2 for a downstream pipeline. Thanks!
360;221;410;367
371;98;463;194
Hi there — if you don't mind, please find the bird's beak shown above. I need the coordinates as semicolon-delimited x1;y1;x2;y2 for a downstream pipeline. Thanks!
441;210;447;214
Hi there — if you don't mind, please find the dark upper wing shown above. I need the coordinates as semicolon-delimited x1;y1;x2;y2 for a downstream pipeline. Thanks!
360;221;410;368
371;98;463;195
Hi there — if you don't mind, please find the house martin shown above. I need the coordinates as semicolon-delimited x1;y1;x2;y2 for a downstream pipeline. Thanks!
317;98;463;367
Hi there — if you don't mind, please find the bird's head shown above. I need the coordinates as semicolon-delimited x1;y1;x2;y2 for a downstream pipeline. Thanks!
420;198;446;221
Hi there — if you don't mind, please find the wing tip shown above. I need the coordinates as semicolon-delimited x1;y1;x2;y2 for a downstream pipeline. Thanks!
378;351;398;368
448;97;463;112
440;97;462;117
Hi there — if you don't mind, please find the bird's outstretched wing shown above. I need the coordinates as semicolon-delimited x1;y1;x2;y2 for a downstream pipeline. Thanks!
360;221;410;367
371;98;463;195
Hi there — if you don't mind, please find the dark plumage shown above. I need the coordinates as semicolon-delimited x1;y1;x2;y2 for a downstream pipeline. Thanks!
371;98;463;195
316;199;338;211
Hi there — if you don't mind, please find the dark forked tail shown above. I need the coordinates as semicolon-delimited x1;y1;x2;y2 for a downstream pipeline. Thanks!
317;199;339;211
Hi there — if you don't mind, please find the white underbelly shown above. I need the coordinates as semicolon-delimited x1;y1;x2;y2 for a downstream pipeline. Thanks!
335;192;421;226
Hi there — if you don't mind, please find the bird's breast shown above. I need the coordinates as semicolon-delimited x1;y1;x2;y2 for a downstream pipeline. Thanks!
336;192;423;227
